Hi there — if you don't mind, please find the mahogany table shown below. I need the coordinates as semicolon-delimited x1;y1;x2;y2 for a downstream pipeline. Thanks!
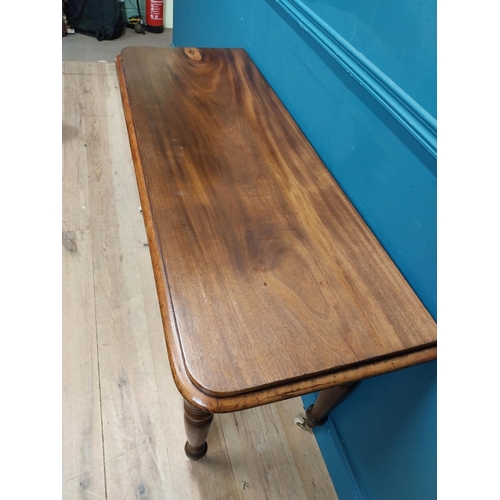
116;47;437;460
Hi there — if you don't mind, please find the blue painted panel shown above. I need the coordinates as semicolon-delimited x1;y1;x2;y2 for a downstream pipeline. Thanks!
332;362;437;500
173;0;245;48
274;0;436;159
303;361;437;500
301;0;437;117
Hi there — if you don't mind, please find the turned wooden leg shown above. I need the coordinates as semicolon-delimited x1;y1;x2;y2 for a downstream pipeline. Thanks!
305;384;357;428
183;399;214;460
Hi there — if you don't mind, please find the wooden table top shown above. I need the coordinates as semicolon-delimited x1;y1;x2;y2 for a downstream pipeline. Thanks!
116;47;436;412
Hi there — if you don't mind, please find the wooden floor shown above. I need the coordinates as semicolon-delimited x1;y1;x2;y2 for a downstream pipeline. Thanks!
62;61;339;500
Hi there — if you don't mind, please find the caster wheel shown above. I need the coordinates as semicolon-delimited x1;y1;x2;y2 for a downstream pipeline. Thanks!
294;416;307;430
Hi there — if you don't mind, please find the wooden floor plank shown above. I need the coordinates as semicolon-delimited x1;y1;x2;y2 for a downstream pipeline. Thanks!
170;450;240;500
62;71;91;233
63;60;115;76
219;402;338;500
274;399;340;500
99;370;172;498
62;229;106;500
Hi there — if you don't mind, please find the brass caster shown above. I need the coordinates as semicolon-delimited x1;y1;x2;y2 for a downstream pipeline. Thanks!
294;416;308;430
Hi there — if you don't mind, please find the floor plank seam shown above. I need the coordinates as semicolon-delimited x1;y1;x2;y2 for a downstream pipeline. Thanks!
216;415;241;493
92;238;109;500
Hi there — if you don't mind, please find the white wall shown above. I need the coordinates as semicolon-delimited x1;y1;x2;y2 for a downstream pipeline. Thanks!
164;0;173;28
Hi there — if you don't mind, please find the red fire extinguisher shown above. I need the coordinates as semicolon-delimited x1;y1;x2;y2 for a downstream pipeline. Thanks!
146;0;164;33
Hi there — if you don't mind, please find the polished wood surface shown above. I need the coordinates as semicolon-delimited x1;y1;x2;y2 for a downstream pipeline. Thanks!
116;47;436;409
183;400;214;460
63;60;339;498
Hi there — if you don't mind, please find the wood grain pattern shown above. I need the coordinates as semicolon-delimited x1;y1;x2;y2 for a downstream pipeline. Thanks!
117;47;436;405
63;61;340;499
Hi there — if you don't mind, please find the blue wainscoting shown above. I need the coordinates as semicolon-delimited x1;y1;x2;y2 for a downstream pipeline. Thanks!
173;1;436;498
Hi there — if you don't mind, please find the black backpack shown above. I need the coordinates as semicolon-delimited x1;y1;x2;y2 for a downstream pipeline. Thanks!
65;0;124;41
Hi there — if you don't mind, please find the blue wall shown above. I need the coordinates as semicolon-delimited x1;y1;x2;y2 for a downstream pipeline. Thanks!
174;1;436;498
300;0;437;117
